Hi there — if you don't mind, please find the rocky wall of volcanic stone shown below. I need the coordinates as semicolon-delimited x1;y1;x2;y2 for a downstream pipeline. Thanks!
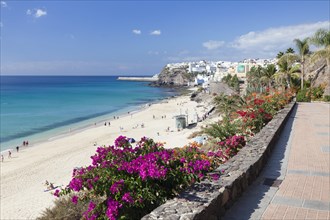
142;101;296;220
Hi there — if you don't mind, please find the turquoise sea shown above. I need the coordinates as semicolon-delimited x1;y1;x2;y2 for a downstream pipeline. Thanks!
0;76;177;151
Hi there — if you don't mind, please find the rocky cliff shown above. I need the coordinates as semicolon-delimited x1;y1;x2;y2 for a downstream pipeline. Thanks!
152;65;192;87
305;57;329;96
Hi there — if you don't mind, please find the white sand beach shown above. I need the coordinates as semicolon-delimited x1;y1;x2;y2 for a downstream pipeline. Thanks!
0;94;219;219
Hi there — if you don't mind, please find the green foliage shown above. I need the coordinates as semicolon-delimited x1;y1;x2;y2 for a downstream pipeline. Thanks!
275;53;301;89
221;74;232;83
309;28;330;47
286;48;295;54
294;38;310;57
309;29;330;67
231;74;240;92
311;86;325;100
203;116;240;141
296;88;311;102
213;93;245;117
222;74;240;92
247;65;277;92
276;51;284;59
323;95;330;102
205;91;293;153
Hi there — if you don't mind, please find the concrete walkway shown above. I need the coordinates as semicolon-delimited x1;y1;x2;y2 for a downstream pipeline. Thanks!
223;102;330;220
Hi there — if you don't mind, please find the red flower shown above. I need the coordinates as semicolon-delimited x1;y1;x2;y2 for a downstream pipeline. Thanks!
258;108;265;113
237;110;247;117
254;99;265;105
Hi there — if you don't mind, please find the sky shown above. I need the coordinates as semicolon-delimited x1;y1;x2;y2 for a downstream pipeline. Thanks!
0;0;329;76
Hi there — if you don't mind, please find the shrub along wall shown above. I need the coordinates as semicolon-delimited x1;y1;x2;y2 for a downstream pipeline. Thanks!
142;101;296;220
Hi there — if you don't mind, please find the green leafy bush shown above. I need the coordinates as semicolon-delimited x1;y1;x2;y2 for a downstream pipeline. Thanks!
296;88;311;102
311;86;324;100
324;95;330;102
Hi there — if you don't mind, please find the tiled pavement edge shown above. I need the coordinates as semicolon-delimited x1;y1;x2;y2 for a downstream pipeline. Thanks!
223;102;330;220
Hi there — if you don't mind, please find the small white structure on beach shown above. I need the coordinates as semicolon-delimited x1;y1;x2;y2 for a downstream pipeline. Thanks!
174;115;187;130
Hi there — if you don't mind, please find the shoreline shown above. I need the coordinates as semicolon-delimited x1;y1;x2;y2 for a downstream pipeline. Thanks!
0;93;179;153
0;91;219;219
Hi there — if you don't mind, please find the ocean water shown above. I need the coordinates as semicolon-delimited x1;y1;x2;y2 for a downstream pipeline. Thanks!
0;76;177;151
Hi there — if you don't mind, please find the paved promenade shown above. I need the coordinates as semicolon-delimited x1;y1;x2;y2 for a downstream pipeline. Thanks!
223;102;330;220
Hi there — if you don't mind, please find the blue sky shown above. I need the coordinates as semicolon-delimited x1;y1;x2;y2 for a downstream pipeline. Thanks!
1;1;329;75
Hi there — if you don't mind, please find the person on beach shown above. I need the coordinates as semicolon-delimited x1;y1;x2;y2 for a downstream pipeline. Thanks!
108;122;111;126
1;155;4;162
8;151;12;158
23;141;26;146
16;146;19;153
45;180;55;190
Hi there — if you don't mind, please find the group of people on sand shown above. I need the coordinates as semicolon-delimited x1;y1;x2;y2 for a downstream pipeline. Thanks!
1;150;12;162
1;140;30;162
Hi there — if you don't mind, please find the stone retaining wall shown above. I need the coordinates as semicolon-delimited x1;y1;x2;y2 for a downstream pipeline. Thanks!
142;101;296;220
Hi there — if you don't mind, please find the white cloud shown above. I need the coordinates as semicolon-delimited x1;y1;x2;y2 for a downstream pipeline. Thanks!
132;29;141;35
150;30;161;35
203;40;225;50
26;8;47;18
231;21;329;52
165;21;330;63
35;9;47;18
1;1;7;7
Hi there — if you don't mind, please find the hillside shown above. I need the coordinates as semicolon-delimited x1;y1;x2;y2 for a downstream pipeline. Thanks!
152;65;192;87
305;57;329;96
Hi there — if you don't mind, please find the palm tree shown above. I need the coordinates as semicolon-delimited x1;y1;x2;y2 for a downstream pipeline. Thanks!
294;38;310;90
247;66;264;92
286;48;295;54
213;93;244;117
260;64;277;90
275;53;300;89
276;51;284;59
309;28;330;67
310;28;330;47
